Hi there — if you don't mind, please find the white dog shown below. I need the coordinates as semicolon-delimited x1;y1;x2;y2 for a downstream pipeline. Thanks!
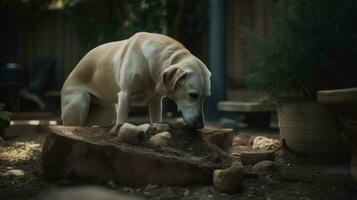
61;32;211;131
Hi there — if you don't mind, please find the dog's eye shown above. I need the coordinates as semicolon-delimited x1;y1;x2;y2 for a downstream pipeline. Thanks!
189;92;199;99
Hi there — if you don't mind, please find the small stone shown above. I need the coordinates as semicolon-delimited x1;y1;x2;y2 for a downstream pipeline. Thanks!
148;132;172;146
213;161;244;193
240;150;275;166
251;136;281;151
143;191;152;196
151;123;170;133
117;123;144;145
138;124;151;133
145;184;158;190
251;160;278;174
7;169;25;176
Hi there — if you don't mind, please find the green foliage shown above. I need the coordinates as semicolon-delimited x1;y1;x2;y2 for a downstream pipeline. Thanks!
64;0;208;53
0;104;10;129
243;0;357;98
2;0;208;53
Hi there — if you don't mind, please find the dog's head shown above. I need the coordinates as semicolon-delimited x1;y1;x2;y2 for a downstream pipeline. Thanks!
160;58;211;129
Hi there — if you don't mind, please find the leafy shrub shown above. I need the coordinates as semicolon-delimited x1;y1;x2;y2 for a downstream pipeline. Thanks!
0;103;10;129
243;0;357;98
65;0;208;52
2;0;208;54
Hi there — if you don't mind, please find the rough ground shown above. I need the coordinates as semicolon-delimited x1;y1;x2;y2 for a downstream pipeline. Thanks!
1;129;357;200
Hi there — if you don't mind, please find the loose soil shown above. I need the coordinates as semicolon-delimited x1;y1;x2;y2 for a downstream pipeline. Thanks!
1;126;357;200
50;123;231;169
80;123;223;157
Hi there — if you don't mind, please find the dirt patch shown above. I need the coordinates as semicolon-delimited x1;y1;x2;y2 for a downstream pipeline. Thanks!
54;123;231;168
1;127;357;200
0;134;49;199
72;123;218;155
42;124;233;185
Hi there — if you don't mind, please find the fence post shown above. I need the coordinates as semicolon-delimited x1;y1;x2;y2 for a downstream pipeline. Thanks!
206;0;227;121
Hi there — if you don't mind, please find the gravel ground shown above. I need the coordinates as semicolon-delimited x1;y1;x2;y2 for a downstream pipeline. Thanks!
1;130;357;200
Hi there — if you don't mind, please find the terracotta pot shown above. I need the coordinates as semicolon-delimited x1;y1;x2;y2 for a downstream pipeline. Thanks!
318;88;357;182
277;98;345;154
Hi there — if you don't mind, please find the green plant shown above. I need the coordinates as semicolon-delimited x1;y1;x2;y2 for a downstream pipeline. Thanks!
0;103;10;129
2;0;208;54
64;0;208;53
243;0;357;98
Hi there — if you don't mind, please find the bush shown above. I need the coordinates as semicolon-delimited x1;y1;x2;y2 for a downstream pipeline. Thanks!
0;103;10;129
243;0;357;98
65;0;208;52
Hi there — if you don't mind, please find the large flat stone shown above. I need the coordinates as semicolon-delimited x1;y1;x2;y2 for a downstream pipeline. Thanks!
42;124;233;186
201;128;234;152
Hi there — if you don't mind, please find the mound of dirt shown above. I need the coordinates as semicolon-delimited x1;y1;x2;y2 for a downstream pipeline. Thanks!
42;123;234;186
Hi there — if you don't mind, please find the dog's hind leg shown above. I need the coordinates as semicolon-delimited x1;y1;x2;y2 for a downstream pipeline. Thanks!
61;91;90;126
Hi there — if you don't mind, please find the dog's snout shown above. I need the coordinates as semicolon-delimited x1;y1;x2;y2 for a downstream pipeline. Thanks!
185;116;204;129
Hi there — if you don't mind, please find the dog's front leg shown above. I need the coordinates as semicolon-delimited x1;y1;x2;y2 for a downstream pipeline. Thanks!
110;91;130;133
148;96;163;123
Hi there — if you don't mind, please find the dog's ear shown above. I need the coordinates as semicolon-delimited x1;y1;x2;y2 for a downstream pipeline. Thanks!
162;66;188;93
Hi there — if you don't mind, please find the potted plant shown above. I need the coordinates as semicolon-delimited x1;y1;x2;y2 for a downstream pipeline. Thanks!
242;0;357;154
317;88;357;183
0;103;10;139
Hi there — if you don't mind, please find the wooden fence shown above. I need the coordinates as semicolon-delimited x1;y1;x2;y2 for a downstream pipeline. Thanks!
227;0;288;88
1;0;288;91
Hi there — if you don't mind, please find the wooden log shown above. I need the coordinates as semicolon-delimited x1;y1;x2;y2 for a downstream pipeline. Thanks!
42;124;233;186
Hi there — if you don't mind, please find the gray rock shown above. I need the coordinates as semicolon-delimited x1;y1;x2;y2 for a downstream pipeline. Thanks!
240;150;275;166
201;128;234;152
117;123;144;145
5;169;25;176
148;132;172;146
251;136;281;151
138;123;151;134
251;160;278;174
151;123;170;133
213;161;244;193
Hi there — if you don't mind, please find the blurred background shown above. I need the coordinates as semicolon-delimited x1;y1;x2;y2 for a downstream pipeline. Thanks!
0;0;287;129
